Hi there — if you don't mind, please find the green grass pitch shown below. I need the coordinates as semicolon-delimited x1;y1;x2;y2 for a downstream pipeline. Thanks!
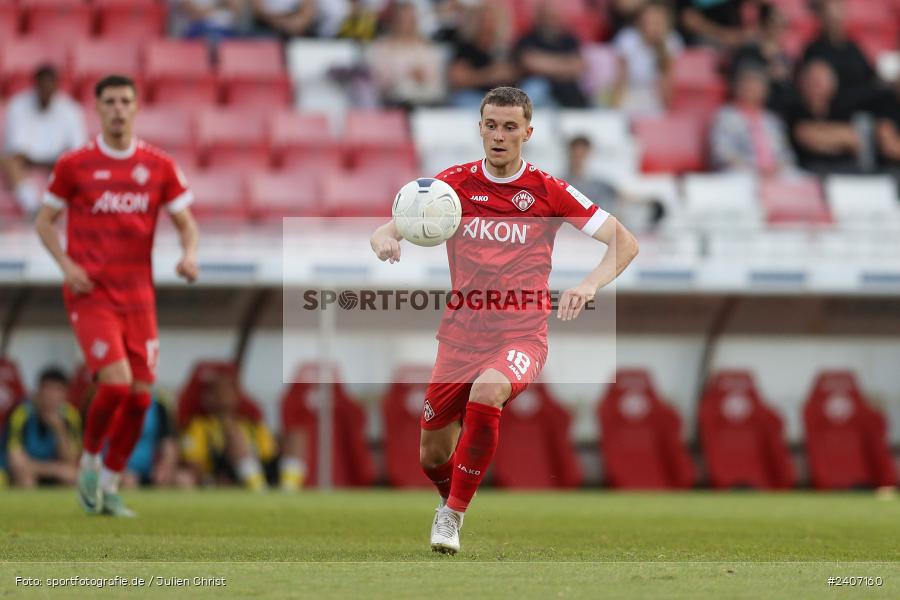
1;489;898;599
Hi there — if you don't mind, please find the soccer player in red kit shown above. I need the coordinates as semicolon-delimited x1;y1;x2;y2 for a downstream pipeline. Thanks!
34;75;199;517
371;87;639;554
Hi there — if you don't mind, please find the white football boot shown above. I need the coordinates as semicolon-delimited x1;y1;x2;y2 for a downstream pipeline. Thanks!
430;505;463;555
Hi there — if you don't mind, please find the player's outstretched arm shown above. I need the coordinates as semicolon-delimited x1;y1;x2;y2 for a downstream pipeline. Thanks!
170;208;199;283
558;216;639;321
34;204;94;294
370;220;403;264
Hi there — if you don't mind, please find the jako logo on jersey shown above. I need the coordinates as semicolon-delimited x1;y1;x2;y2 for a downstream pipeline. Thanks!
131;164;150;186
511;190;535;211
92;191;150;214
469;195;489;202
462;216;528;244
93;170;111;180
457;464;481;476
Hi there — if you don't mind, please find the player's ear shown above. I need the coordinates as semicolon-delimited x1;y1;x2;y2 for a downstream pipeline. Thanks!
524;125;534;143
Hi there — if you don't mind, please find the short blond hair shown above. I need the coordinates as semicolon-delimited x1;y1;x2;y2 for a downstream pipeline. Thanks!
480;87;533;122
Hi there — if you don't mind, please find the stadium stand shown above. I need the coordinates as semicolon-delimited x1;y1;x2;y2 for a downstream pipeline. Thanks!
381;365;433;488
683;173;762;230
825;175;900;227
492;383;583;489
196;107;270;170
633;114;706;174
70;39;142;103
598;370;695;490
269;110;342;172
699;371;795;490
760;175;832;225
0;37;69;96
144;39;217;107
175;361;263;429
669;48;727;117
95;0;166;42
803;371;898;490
217;40;292;109
246;171;320;222
182;167;249;222
22;0;93;46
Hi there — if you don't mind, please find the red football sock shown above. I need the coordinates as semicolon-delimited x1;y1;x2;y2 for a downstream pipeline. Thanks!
82;384;130;454
103;391;152;472
447;403;501;513
422;458;454;499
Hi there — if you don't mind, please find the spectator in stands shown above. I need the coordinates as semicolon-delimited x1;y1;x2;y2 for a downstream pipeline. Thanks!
785;60;862;175
119;395;184;489
611;0;683;116
173;0;246;43
447;3;518;107
367;1;446;109
801;0;877;111
433;0;468;42
251;0;317;38
513;0;588;108
335;0;379;42
181;373;277;491
278;427;308;492
729;2;792;114
677;0;749;48
4;367;80;488
875;78;900;183
1;65;85;217
710;64;795;176
608;0;648;36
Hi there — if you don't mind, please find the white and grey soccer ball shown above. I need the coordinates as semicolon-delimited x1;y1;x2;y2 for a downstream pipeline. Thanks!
392;178;462;247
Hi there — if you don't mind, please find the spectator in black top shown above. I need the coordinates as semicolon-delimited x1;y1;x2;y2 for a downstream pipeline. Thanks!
448;3;517;107
729;2;793;114
875;78;900;182
678;0;749;48
514;0;587;108
801;0;877;110
251;0;317;39
784;60;862;175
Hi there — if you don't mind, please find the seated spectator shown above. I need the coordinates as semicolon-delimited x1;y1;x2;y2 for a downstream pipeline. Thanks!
181;374;277;491
278;426;308;492
367;1;446;109
118;395;184;489
173;0;245;43
608;0;648;36
251;0;317;38
513;0;587;108
335;0;379;42
801;0;877;111
433;0;468;42
1;65;85;217
678;0;749;49
612;0;683;116
875;77;900;183
784;60;862;175
729;2;792;114
447;3;518;107
4;367;80;488
711;64;795;176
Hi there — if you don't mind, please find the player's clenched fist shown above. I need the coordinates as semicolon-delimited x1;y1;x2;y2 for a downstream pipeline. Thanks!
557;282;596;321
63;261;93;295
371;235;401;264
177;256;199;282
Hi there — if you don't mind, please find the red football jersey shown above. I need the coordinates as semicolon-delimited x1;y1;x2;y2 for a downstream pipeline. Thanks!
434;159;609;350
44;135;193;311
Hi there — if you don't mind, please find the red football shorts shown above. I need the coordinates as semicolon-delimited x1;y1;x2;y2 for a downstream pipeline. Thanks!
421;337;547;430
66;302;159;383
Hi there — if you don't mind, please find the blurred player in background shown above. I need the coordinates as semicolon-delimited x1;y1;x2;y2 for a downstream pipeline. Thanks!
371;87;639;554
34;75;199;517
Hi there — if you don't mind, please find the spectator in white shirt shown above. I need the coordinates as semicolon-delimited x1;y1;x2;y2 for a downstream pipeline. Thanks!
1;65;86;217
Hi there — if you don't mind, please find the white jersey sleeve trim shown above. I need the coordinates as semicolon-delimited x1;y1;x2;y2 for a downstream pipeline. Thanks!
42;191;67;210
166;190;194;214
580;208;609;237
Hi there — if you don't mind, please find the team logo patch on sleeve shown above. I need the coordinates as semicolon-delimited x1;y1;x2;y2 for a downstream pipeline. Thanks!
511;190;535;211
565;185;594;209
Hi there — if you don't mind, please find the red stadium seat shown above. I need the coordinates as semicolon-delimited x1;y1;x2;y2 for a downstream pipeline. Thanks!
381;365;434;488
343;110;417;170
183;167;248;222
132;106;197;167
493;383;583;488
804;371;898;490
196;108;271;170
760;175;832;225
598;369;695;489
670;49;727;116
0;357;27;431
270;111;343;172
321;168;395;218
218;40;291;108
846;0;899;61
281;363;376;487
144;40;218;107
0;36;70;96
0;3;20;40
699;371;795;490
247;171;322;221
71;39;142;100
175;361;262;429
634;114;707;174
95;0;165;42
22;0;92;45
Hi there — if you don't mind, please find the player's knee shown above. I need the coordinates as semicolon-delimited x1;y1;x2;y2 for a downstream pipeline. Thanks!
468;381;509;408
97;360;132;386
419;444;452;470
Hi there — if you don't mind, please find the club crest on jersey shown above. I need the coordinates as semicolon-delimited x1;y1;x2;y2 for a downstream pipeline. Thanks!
131;163;150;186
423;400;435;422
511;190;535;212
91;339;109;360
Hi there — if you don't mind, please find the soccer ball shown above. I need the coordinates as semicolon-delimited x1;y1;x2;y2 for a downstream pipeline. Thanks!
391;178;462;247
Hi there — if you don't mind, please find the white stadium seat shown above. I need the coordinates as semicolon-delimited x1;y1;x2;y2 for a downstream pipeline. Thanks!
411;108;482;175
522;110;564;175
877;51;900;83
683;173;762;229
617;174;684;228
286;39;362;118
825;175;900;227
557;109;638;182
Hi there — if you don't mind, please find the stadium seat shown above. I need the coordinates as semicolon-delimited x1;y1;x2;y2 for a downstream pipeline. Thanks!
0;357;27;431
132;106;197;168
760;175;831;225
246;171;322;221
218;40;291;108
580;44;619;102
269;111;343;172
321;169;396;218
493;383;583;489
280;363;376;487
182;167;248;222
0;36;70;96
144;40;218;107
558;109;638;179
22;0;92;45
175;361;263;429
0;3;19;41
670;49;727;117
699;371;795;490
285;39;361;118
410;108;483;176
71;40;142;101
877;51;900;83
633;114;706;174
196;108;271;170
381;365;434;488
683;173;762;229
95;0;165;42
845;0;899;62
825;175;900;227
343;110;418;170
803;371;898;490
598;369;695;490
